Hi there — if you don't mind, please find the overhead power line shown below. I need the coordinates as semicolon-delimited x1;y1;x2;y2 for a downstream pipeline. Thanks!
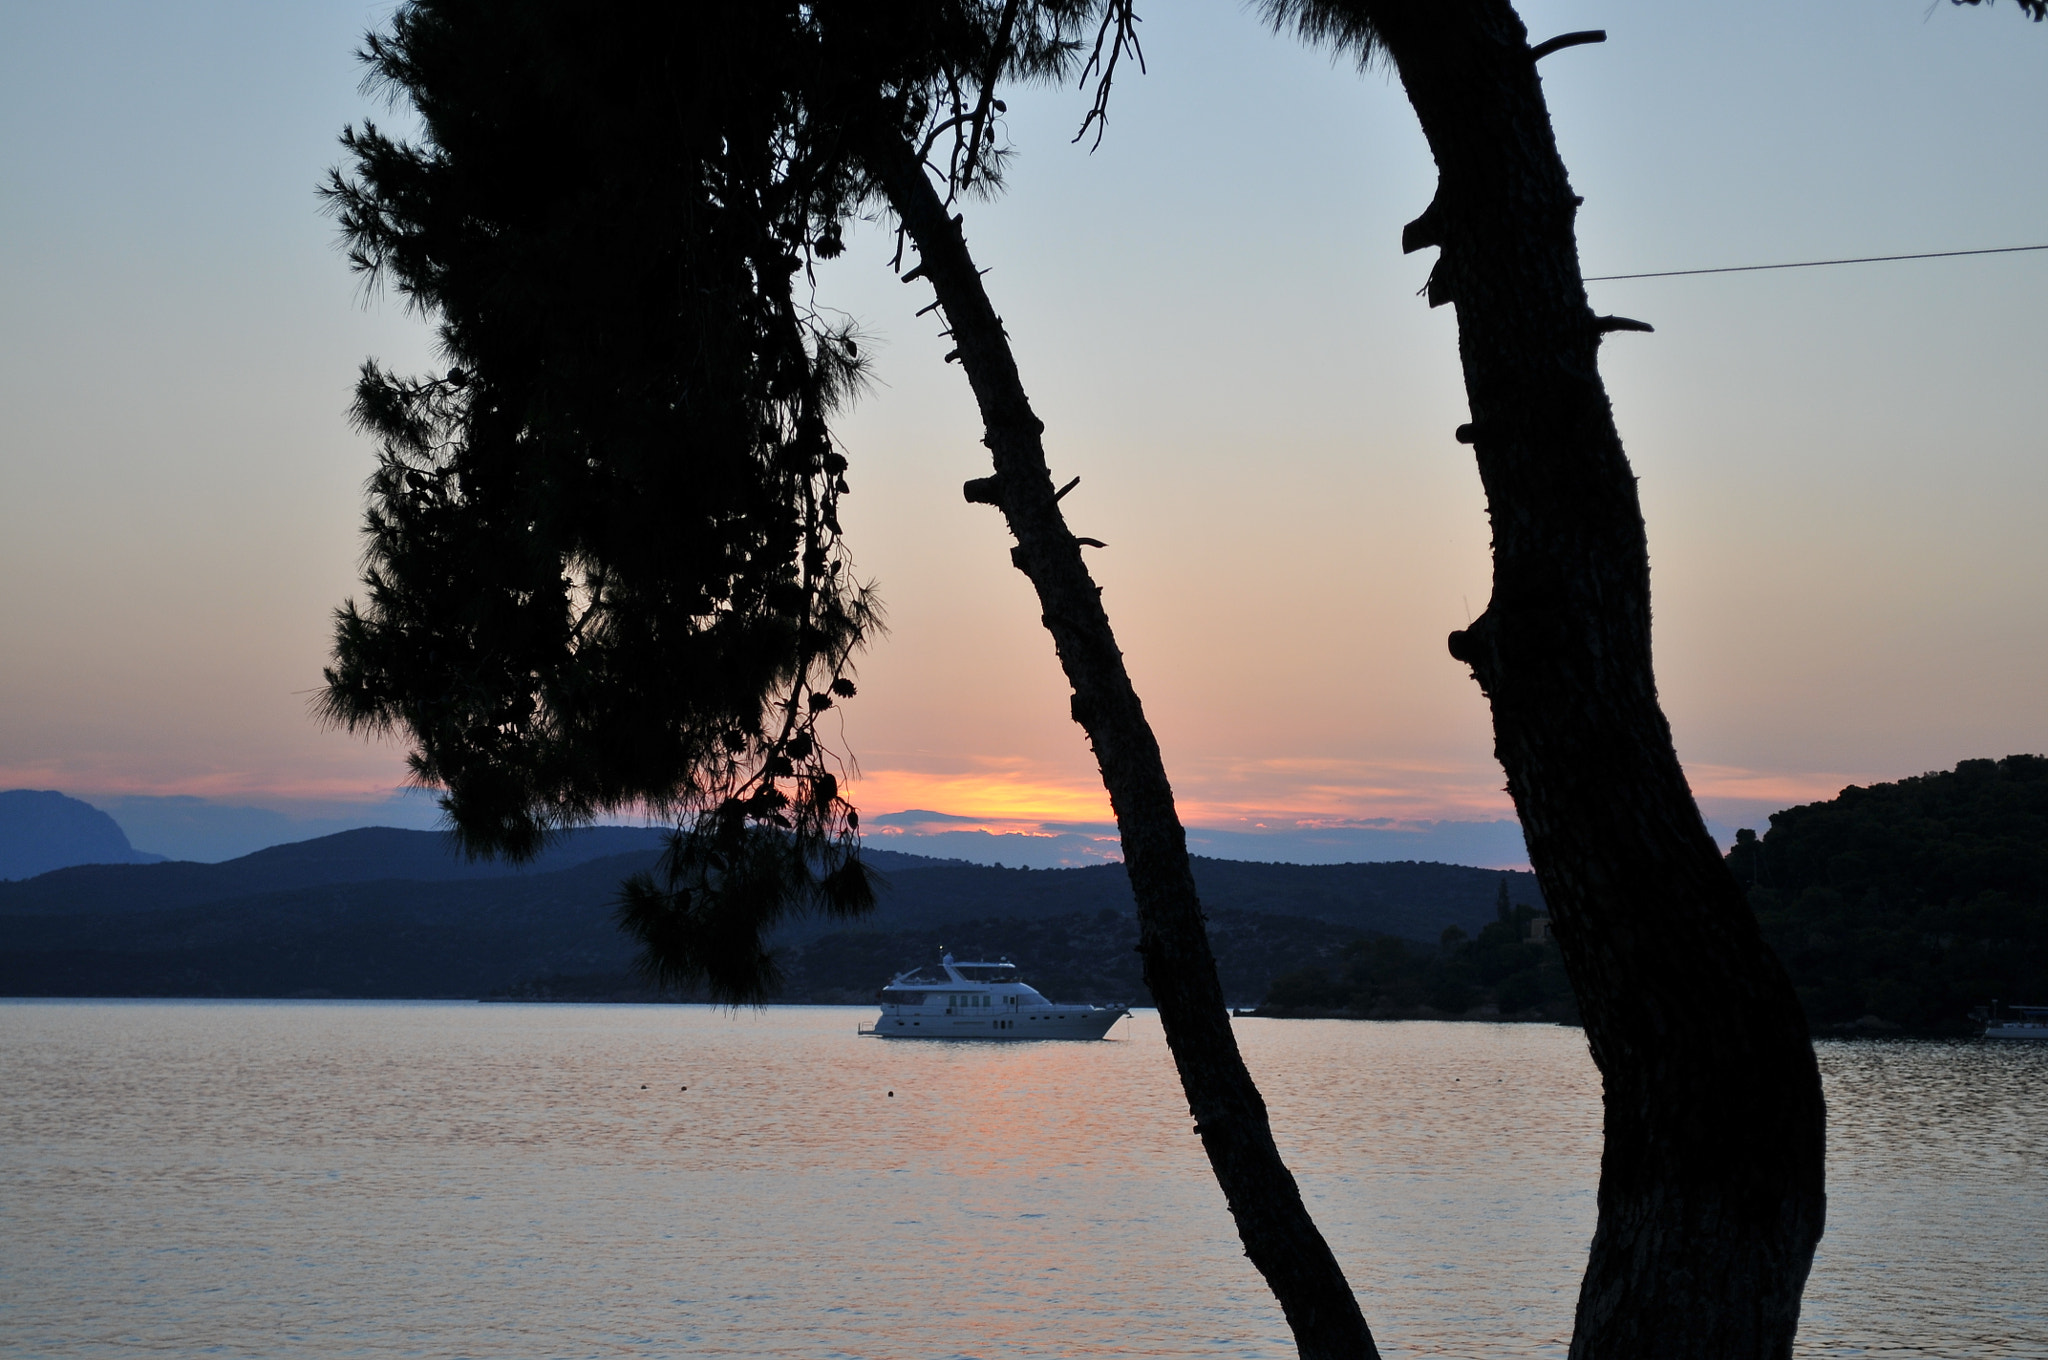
1584;242;2048;282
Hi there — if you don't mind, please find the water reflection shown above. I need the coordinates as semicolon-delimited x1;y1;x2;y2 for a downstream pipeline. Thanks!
1;1002;2040;1358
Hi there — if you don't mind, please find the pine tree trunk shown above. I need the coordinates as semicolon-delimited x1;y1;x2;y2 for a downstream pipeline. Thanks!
1352;2;1828;1355
862;129;1380;1360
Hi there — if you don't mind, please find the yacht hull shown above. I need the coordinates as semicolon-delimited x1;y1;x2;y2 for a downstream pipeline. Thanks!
861;1006;1128;1040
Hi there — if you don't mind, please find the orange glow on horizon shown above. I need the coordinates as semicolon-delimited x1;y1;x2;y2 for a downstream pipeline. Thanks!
851;765;1114;825
2;753;1881;832
852;758;1887;833
849;756;1518;831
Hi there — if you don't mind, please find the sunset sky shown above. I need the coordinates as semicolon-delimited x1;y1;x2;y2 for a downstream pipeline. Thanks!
2;0;2043;865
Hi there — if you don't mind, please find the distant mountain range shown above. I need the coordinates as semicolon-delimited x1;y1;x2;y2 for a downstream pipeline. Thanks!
0;790;165;880
0;823;672;914
0;825;1542;1005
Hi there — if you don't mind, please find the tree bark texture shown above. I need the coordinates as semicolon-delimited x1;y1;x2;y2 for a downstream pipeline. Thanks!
1349;2;1828;1356
863;130;1379;1360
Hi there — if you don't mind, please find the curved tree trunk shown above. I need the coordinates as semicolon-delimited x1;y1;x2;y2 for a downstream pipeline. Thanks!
861;129;1380;1360
1348;2;1828;1356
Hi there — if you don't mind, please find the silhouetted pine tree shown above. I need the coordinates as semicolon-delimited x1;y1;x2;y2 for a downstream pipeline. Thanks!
320;3;884;998
323;7;1381;1357
854;110;1383;1360
1257;3;2038;1357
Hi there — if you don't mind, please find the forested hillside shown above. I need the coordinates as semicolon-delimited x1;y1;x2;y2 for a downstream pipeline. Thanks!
1729;755;2048;1031
1252;756;2048;1032
1253;894;1577;1023
0;826;1532;1003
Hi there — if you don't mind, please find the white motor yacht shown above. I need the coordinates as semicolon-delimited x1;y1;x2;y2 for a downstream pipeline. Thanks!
859;953;1129;1040
1984;1004;2048;1040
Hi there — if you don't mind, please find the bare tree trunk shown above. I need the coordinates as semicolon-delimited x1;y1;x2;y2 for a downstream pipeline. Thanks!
861;130;1379;1360
1348;2;1828;1356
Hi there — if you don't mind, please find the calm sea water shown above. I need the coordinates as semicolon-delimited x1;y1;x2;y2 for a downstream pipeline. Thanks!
2;1002;2042;1359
